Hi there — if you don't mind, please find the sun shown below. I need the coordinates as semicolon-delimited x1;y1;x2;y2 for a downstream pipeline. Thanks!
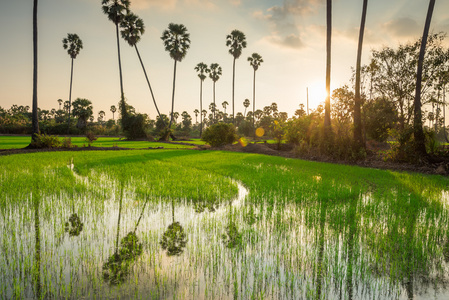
306;81;328;111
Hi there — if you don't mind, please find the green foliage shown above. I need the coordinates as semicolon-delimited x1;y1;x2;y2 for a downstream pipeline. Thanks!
85;131;97;147
160;222;187;256
364;97;398;142
202;123;237;147
31;133;61;148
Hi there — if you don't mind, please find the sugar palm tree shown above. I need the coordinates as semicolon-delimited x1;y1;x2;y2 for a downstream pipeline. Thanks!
161;23;190;129
57;99;63;110
120;12;165;127
222;101;228;115
110;105;117;120
101;0;130;120
31;0;39;143
353;0;368;152
226;30;247;125
324;0;332;139
414;0;436;158
243;98;250;117
248;52;263;137
193;109;199;124
194;62;209;137
209;63;222;123
62;33;83;134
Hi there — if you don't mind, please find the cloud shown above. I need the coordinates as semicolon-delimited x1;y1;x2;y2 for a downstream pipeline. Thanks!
254;0;322;50
229;0;241;6
382;17;421;38
132;0;178;10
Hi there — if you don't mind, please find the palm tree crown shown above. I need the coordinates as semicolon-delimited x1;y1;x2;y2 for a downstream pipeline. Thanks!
101;0;130;25
226;30;247;59
120;12;145;46
195;62;209;81
209;63;222;82
62;34;83;59
248;53;263;71
161;23;190;62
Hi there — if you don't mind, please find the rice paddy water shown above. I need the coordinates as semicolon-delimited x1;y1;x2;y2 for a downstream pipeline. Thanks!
0;150;448;299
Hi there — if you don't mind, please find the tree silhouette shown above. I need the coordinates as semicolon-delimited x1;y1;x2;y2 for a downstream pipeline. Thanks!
222;101;229;115
324;0;332;141
193;109;199;124
58;99;63;110
353;0;368;152
248;52;263;139
161;23;191;130
195;62;209;137
110;105;117;120
209;63;222;123
226;30;247;125
62;33;83;134
31;0;39;144
120;12;166;128
414;0;435;158
101;0;130;122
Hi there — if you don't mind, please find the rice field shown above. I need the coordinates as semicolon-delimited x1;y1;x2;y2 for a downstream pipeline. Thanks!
1;149;449;299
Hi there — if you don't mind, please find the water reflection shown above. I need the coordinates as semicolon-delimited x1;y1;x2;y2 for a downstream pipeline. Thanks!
222;196;242;249
160;197;187;256
33;190;41;299
103;184;144;285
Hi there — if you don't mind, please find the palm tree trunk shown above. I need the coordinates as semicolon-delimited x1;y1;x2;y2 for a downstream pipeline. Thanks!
414;0;435;158
354;0;368;151
213;80;216;122
200;79;203;137
232;57;236;125
169;59;177;128
324;0;332;133
134;45;165;126
253;68;256;140
115;23;126;120
67;57;74;134
31;0;39;142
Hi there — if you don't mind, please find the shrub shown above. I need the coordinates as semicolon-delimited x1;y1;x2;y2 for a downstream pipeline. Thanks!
31;133;61;148
61;137;75;148
202;123;237;147
85;131;97;147
122;113;148;140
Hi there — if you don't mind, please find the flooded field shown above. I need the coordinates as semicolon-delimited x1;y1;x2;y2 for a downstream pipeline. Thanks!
1;150;449;299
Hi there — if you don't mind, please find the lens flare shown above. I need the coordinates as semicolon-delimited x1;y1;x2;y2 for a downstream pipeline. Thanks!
238;137;248;147
255;127;265;137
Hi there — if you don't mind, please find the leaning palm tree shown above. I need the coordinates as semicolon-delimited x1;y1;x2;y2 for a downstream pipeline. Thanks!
414;0;436;158
323;0;332;140
226;30;247;125
248;52;263;136
209;63;222;123
161;23;191;129
353;0;368;152
120;12;166;127
31;0;39;143
62;33;83;134
194;62;209;137
101;0;130;120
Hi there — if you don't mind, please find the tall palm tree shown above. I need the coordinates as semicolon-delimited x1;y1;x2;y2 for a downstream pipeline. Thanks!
226;30;247;125
209;63;222;123
62;33;83;134
161;23;191;129
222;101;229;115
110;105;117;120
31;0;39;143
57;99;63;110
248;52;263;136
243;98;250;117
324;0;332;139
353;0;368;151
120;12;165;127
414;0;436;158
101;0;130;120
194;62;209;137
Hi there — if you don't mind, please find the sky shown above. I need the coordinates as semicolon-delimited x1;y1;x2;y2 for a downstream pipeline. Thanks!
1;0;449;121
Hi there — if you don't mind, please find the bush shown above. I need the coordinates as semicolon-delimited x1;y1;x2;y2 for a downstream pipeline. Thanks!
85;131;97;147
31;133;61;148
202;123;237;147
122;113;148;140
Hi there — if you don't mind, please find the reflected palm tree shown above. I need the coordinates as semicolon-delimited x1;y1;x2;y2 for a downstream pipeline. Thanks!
346;195;358;300
315;201;327;300
103;184;144;285
222;196;242;249
65;193;84;237
160;198;187;256
33;190;42;299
